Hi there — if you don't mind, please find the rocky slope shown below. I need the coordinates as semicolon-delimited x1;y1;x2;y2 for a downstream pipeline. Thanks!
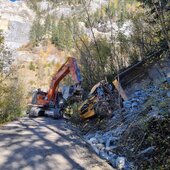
79;54;170;169
0;0;131;54
0;0;35;49
78;74;170;169
0;0;68;93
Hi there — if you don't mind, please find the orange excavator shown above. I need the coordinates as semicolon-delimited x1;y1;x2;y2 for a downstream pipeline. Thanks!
27;57;83;118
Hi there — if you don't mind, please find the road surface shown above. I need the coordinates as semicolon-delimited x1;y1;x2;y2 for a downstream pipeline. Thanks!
0;117;113;170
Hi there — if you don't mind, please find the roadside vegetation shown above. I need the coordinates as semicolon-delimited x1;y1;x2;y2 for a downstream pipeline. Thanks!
0;31;24;124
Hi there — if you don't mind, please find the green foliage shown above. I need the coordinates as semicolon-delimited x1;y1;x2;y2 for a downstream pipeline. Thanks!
84;0;138;27
135;0;170;51
0;47;13;78
29;17;45;46
48;0;83;5
28;0;169;91
29;12;56;46
67;103;81;123
0;42;23;124
79;38;113;90
29;61;36;71
0;79;24;124
51;18;73;50
44;14;53;37
27;0;41;13
138;118;170;169
138;0;168;7
0;30;4;45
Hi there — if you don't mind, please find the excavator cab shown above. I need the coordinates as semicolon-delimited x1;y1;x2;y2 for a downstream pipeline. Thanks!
31;89;47;104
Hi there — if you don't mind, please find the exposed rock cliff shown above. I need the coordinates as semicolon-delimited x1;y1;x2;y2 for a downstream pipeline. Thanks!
0;0;35;49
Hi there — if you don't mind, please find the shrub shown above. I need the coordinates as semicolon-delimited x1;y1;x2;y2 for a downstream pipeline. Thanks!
0;38;24;124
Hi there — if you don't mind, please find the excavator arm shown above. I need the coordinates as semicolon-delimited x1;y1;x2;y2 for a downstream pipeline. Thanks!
47;57;82;102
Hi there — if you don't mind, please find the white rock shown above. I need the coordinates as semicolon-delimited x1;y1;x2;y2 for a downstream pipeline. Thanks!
91;144;100;155
89;137;98;144
96;143;105;151
105;146;117;151
167;91;170;97
99;151;110;160
116;157;126;170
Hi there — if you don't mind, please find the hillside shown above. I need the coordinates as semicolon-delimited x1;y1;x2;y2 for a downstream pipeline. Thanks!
0;0;169;170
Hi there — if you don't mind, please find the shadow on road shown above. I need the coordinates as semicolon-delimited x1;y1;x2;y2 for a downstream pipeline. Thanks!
0;117;86;170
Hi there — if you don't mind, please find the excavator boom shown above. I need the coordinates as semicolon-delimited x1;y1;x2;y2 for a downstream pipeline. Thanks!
47;57;82;102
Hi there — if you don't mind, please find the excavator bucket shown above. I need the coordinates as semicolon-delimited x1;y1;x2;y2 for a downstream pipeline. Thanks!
62;84;83;103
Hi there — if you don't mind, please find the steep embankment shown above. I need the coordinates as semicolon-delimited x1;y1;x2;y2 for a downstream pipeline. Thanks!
79;55;170;169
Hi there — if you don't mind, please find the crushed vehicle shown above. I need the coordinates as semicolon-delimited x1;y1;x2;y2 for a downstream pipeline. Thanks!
79;80;116;119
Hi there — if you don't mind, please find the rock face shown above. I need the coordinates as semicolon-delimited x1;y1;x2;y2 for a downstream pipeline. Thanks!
88;0;108;13
79;21;132;42
5;21;32;49
0;0;131;49
0;0;35;49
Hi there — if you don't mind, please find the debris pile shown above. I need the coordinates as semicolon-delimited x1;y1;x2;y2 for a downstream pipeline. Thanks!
83;82;170;169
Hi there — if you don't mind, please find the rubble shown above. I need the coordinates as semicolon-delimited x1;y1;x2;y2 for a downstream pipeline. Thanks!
82;81;170;169
116;157;126;170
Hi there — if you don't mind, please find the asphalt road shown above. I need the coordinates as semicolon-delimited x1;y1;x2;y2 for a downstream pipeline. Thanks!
0;117;113;170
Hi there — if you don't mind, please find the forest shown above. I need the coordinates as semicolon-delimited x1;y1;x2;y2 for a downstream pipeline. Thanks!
28;0;169;90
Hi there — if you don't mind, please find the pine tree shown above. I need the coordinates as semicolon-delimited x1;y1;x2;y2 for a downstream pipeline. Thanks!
29;17;45;46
